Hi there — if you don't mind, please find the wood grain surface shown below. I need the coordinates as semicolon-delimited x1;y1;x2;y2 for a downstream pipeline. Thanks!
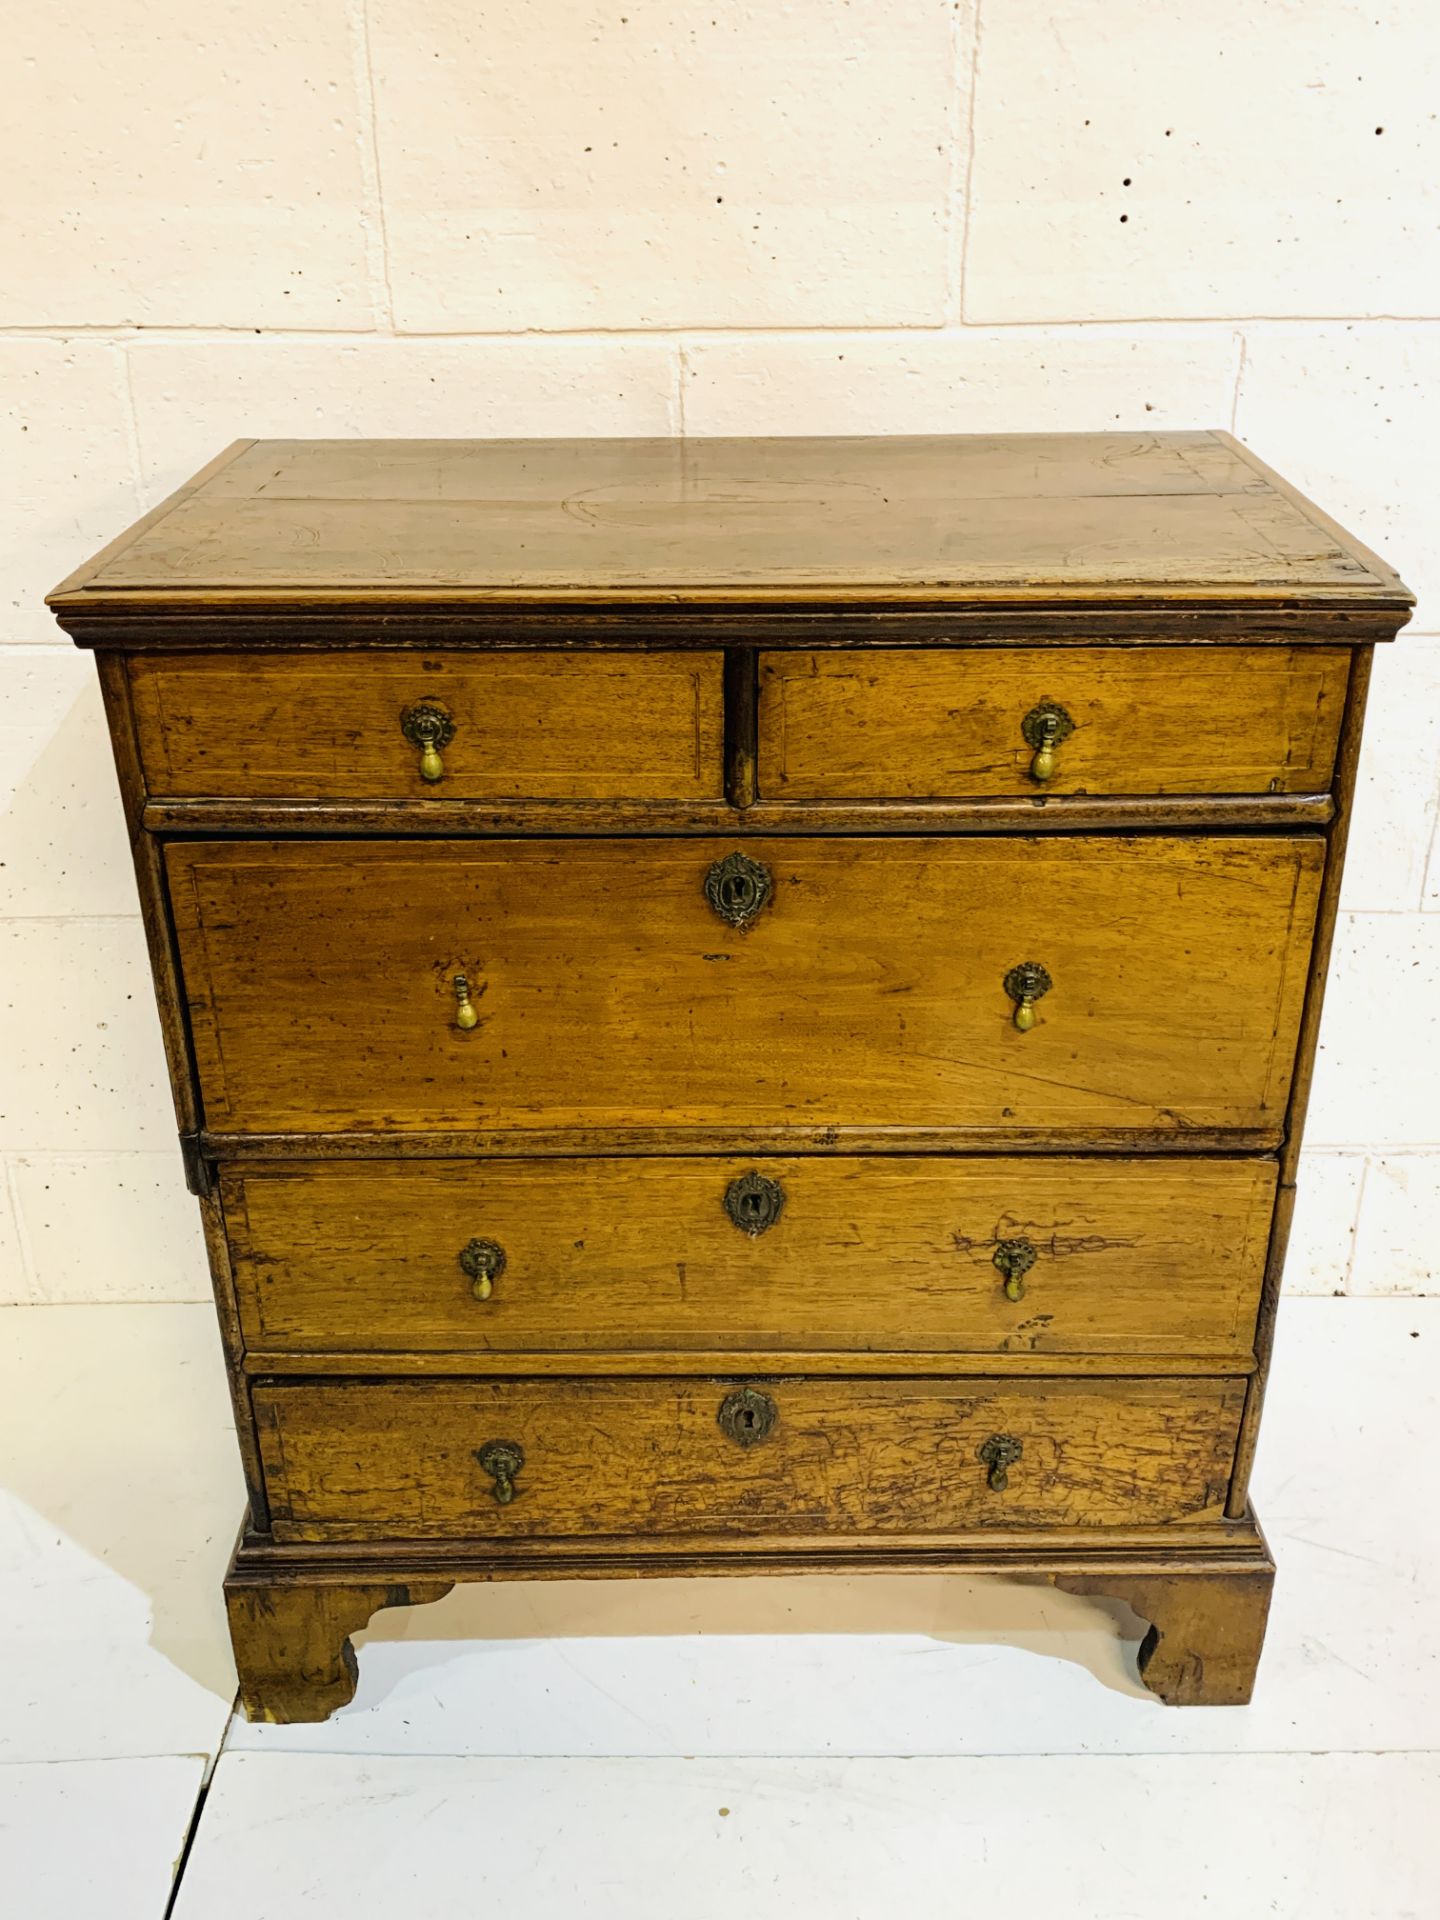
1057;1561;1274;1705
128;649;724;800
221;1534;1275;1718
167;834;1324;1137
225;1579;453;1724
48;433;1409;605
759;647;1350;798
57;429;1412;1721
139;792;1338;838
222;1155;1276;1360
254;1374;1247;1542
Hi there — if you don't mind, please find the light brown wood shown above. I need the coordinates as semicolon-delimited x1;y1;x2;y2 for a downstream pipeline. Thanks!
241;1349;1257;1379
1056;1560;1274;1705
127;649;725;801
196;1186;269;1527
1228;645;1377;1517
139;791;1339;837
62;433;1410;1720
759;647;1350;799
223;1531;1271;1716
254;1375;1246;1543
199;1124;1296;1158
93;654;199;1136
167;834;1323;1137
48;434;1410;608
222;1155;1276;1360
225;1576;453;1723
231;1522;1269;1576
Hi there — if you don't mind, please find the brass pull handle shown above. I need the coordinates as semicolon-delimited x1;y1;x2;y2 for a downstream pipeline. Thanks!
400;700;456;783
704;851;773;929
1020;700;1074;783
718;1386;778;1448
978;1433;1023;1492
476;1439;524;1504
1003;961;1051;1032
460;1237;506;1301
452;973;479;1031
723;1171;785;1237
993;1237;1037;1303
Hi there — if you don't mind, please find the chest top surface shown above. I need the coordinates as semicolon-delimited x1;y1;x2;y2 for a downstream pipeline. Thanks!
49;430;1410;616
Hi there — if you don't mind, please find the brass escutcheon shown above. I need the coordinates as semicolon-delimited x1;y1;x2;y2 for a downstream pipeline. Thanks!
459;1237;507;1301
977;1432;1023;1492
704;851;773;929
476;1439;524;1504
1020;700;1074;783
400;700;456;783
1003;960;1052;1032
723;1171;785;1237
717;1386;779;1448
993;1237;1037;1303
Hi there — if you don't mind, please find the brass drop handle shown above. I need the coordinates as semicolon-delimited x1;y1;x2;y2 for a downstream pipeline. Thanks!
460;1237;506;1301
453;973;479;1031
1020;700;1074;783
476;1439;524;1504
978;1433;1023;1492
993;1237;1037;1303
400;700;456;783
1003;961;1052;1032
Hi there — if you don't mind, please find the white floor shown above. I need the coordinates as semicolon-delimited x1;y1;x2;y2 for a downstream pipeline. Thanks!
1;1299;1436;1917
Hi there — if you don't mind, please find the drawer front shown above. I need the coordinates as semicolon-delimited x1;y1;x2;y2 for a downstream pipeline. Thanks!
225;1157;1276;1360
169;835;1322;1137
254;1375;1245;1542
128;649;725;800
758;647;1350;799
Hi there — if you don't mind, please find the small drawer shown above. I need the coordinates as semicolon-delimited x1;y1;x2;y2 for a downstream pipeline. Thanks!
127;649;725;801
254;1374;1246;1543
168;834;1322;1139
757;646;1350;799
224;1156;1275;1361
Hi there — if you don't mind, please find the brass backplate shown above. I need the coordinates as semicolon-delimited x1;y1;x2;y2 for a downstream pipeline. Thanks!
723;1170;785;1237
717;1386;779;1448
704;851;773;929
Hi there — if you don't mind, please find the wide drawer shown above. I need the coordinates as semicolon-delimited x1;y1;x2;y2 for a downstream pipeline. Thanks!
254;1375;1246;1542
169;835;1322;1138
224;1157;1276;1360
758;647;1350;799
127;649;725;800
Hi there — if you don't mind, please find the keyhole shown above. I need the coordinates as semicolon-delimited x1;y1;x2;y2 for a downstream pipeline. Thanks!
723;875;752;911
741;1408;756;1430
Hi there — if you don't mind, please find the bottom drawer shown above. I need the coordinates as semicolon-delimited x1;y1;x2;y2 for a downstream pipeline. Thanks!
254;1375;1245;1543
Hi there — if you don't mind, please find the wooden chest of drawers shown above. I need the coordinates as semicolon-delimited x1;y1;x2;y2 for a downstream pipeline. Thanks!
51;432;1411;1720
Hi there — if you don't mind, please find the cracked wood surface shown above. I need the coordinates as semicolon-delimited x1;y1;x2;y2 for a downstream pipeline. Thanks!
253;1376;1247;1543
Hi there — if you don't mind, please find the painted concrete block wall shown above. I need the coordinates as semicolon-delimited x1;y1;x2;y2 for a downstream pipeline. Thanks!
2;0;1437;1302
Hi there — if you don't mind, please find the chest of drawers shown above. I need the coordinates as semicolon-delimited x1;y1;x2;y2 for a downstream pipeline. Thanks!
51;432;1411;1720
